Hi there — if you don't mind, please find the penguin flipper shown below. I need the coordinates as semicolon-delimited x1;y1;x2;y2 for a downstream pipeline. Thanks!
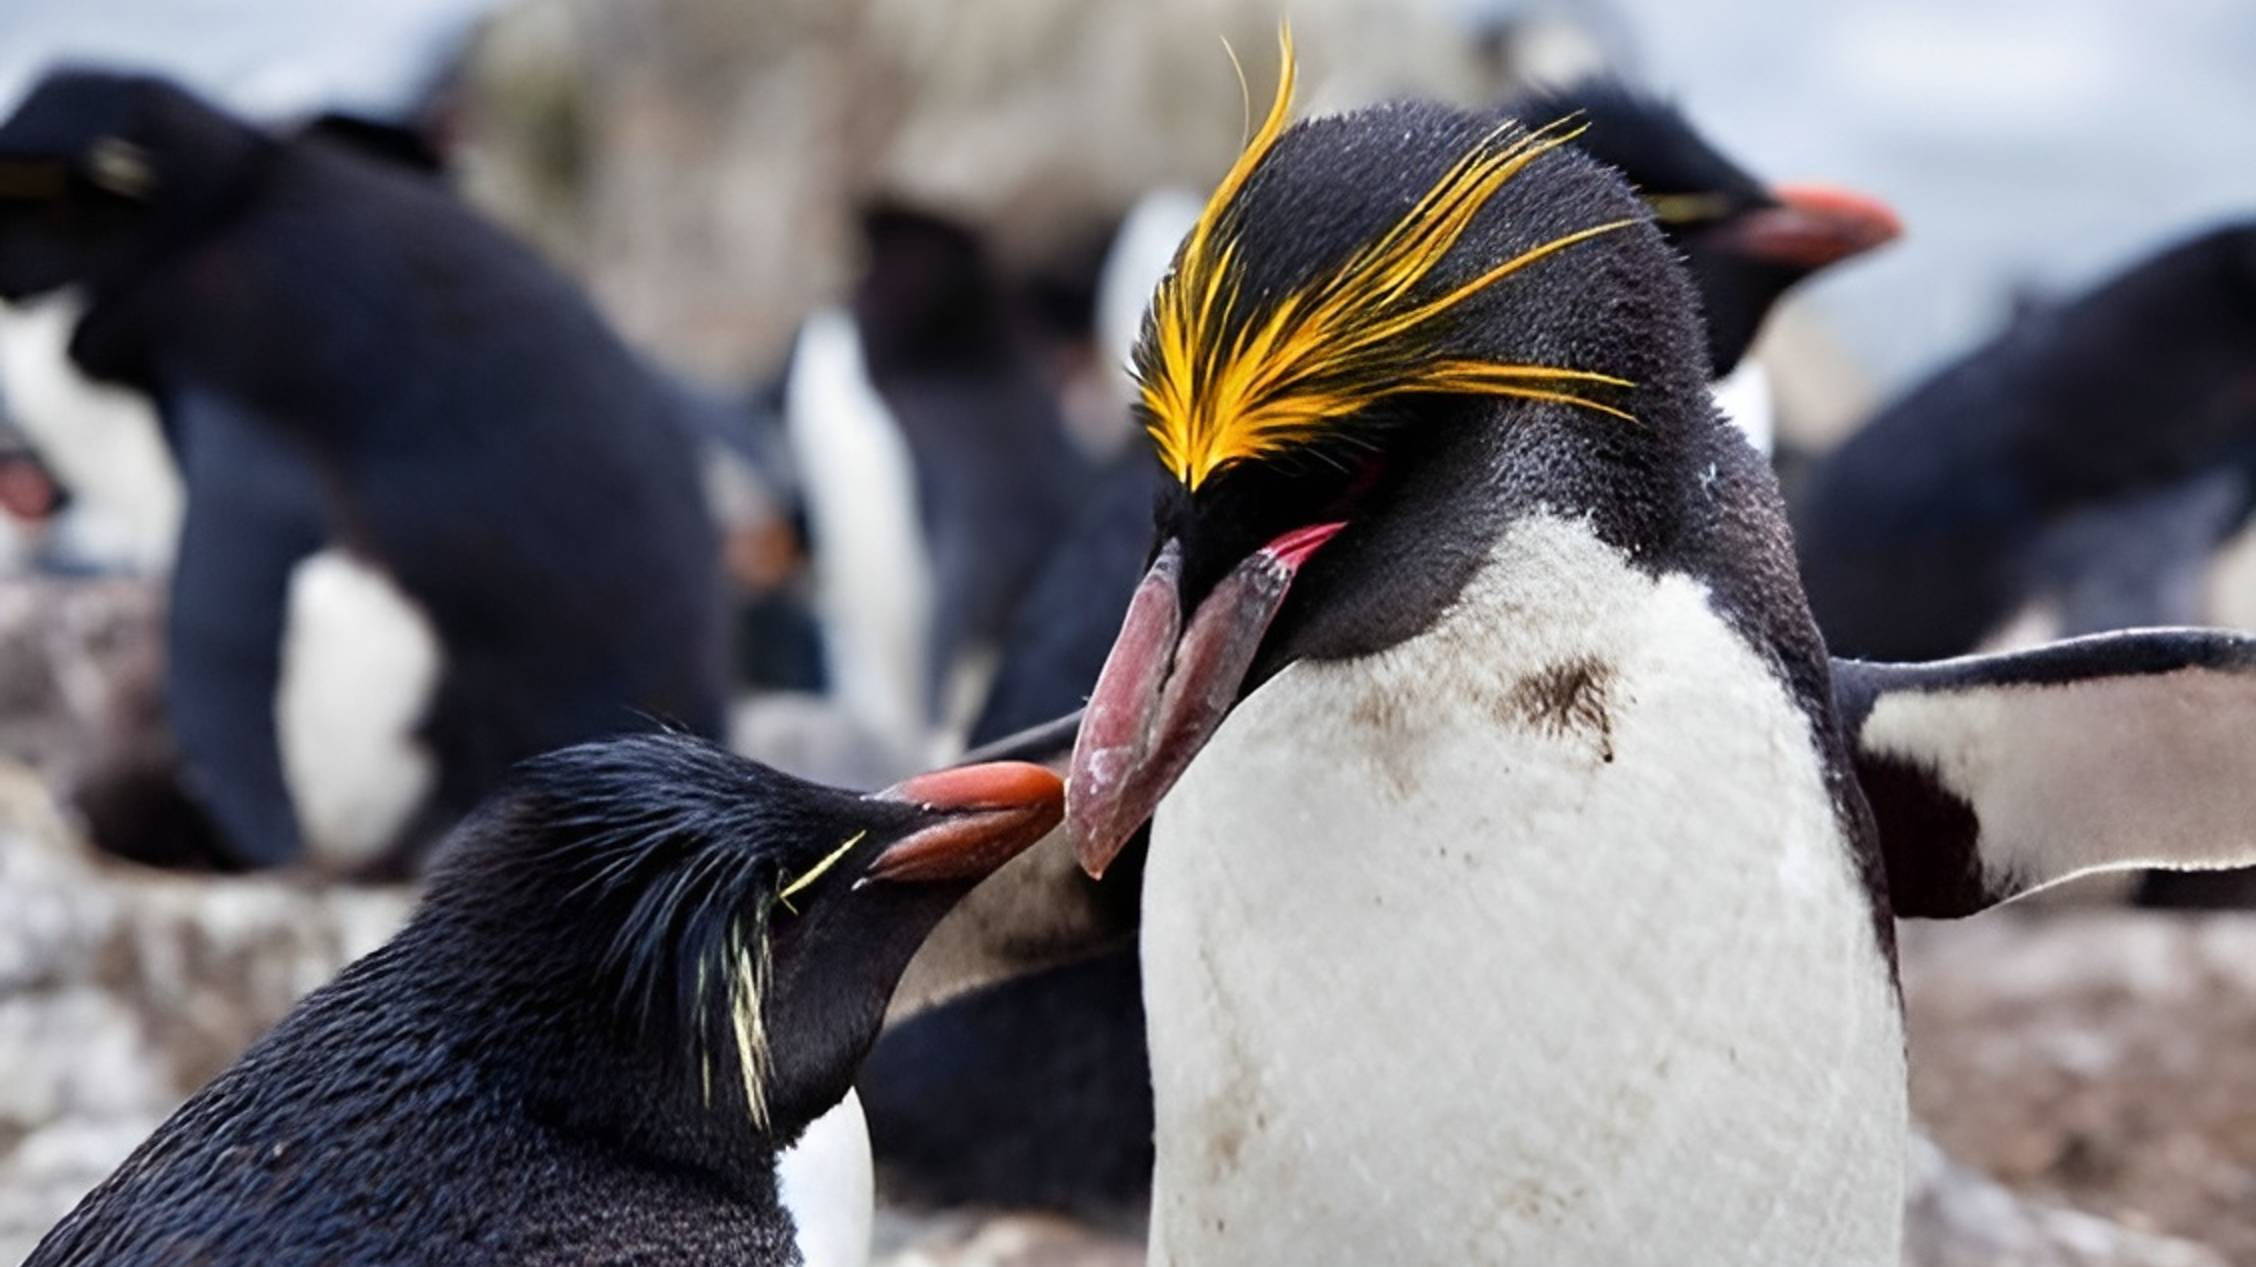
165;390;329;867
1832;629;2256;917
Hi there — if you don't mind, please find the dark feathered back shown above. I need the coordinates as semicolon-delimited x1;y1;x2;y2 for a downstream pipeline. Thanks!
28;734;918;1267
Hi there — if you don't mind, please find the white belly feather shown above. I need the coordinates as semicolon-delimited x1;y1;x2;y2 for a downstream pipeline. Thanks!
277;548;441;870
784;309;933;758
776;1087;874;1267
0;292;186;574
1142;515;1903;1266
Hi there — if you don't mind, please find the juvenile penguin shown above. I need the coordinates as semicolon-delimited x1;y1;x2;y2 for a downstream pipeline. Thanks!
27;736;1064;1267
1065;37;2256;1265
0;70;728;870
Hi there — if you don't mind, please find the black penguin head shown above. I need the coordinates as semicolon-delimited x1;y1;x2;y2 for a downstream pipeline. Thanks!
0;69;270;302
415;734;1061;1156
1066;34;1727;875
1510;80;1900;373
851;201;1021;375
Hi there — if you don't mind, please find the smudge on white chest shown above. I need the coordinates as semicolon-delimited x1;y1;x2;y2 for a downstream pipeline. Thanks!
277;548;441;870
777;1087;874;1267
1141;515;1903;1267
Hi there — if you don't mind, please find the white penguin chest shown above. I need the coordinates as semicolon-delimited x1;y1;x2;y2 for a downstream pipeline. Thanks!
1707;357;1774;457
784;309;933;759
0;292;186;574
276;548;442;869
1140;516;1904;1267
775;1088;874;1267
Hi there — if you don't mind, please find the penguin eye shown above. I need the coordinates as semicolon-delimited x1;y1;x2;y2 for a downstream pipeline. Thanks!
86;137;155;199
777;830;865;914
1643;191;1733;225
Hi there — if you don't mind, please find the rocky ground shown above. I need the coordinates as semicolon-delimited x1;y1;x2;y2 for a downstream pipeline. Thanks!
1904;914;2256;1264
0;773;412;1264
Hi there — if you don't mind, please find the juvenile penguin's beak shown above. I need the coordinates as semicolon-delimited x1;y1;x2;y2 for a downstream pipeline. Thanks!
1722;183;1901;270
1068;521;1344;878
865;761;1063;883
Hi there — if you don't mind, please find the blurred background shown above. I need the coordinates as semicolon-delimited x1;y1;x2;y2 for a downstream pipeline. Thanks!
0;1;2252;1264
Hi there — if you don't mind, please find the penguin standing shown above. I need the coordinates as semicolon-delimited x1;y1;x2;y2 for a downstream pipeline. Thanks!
27;736;1064;1266
0;70;728;871
784;205;1090;760
861;80;1902;1220
1064;36;2256;1265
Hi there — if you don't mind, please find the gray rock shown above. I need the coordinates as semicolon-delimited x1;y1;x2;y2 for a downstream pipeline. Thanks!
1905;1133;2227;1267
0;767;411;1262
1905;912;2256;1263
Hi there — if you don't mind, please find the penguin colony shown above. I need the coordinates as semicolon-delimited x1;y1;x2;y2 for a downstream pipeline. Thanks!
12;22;2256;1267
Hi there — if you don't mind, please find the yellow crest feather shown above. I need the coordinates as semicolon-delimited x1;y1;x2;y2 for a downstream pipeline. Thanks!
1138;26;1639;491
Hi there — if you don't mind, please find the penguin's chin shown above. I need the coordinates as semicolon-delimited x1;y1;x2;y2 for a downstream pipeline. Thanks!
1067;521;1343;878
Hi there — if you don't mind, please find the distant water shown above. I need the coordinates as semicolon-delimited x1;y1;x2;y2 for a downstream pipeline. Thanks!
0;0;493;121
1592;0;2256;390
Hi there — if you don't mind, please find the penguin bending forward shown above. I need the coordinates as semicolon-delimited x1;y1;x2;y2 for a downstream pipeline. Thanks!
27;737;1063;1267
1062;35;2256;1265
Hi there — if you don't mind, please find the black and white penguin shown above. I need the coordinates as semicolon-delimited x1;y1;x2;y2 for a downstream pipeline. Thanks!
1794;222;2256;663
0;69;729;871
0;96;455;582
864;77;1904;1219
782;204;1090;758
27;735;1064;1267
1062;36;2256;1264
1507;80;1900;452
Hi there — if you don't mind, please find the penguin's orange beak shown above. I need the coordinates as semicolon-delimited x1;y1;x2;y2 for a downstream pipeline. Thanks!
866;762;1063;883
1067;521;1344;878
1722;183;1901;271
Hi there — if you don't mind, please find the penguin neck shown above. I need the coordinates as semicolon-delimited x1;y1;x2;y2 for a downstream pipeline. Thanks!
71;131;280;380
1138;514;1905;1264
382;910;792;1195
